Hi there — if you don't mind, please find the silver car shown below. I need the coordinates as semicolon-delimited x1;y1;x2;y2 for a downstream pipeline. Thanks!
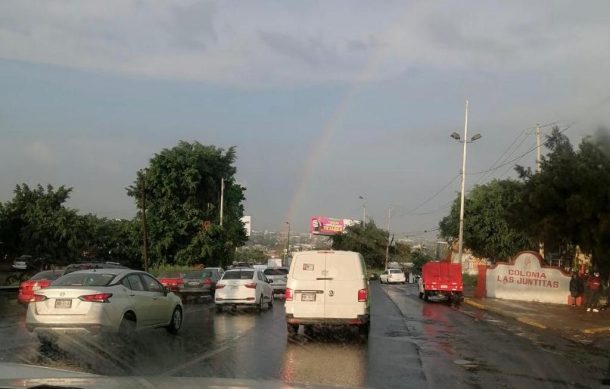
263;267;289;296
26;269;184;343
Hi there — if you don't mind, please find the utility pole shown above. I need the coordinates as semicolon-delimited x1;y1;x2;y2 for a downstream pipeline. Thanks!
220;178;225;227
457;100;469;266
359;196;366;228
536;124;542;173
139;173;149;272
385;207;392;270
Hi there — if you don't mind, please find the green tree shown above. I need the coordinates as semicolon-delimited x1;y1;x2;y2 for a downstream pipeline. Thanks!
411;250;433;273
439;179;535;261
127;141;247;268
235;247;269;263
0;184;82;264
514;127;610;276
332;220;389;268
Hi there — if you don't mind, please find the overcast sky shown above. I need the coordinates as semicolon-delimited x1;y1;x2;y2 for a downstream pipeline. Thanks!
1;1;609;237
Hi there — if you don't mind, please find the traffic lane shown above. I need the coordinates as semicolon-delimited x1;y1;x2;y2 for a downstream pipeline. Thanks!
383;283;607;388
163;286;427;388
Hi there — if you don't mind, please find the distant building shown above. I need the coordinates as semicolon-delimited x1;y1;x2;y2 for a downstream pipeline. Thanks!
241;216;252;237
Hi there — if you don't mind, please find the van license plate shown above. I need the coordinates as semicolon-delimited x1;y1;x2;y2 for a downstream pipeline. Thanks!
55;299;72;309
301;293;316;302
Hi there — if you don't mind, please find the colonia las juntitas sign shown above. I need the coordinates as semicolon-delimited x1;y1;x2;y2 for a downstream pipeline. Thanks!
485;251;570;304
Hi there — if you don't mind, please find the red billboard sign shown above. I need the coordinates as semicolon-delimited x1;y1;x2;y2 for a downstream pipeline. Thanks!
310;216;360;236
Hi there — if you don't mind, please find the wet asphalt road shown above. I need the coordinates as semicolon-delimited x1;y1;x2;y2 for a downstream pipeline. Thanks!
0;282;608;388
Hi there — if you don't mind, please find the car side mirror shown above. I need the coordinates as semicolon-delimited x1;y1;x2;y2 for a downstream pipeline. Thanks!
164;286;169;296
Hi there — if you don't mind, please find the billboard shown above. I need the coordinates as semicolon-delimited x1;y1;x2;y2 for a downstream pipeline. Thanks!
310;216;360;236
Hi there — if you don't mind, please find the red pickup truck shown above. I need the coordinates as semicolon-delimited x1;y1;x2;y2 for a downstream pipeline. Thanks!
418;261;463;304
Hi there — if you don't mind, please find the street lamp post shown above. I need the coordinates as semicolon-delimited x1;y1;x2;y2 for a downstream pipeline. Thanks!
450;100;481;266
284;221;291;266
359;196;366;228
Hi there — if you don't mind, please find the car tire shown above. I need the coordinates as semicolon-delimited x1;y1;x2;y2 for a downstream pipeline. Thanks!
166;306;182;334
359;322;370;338
215;304;223;313
257;295;264;312
304;325;314;337
119;313;136;339
287;323;298;337
268;295;274;309
423;292;429;302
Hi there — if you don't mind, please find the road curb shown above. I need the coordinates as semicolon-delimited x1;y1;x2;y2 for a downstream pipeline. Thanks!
464;298;547;330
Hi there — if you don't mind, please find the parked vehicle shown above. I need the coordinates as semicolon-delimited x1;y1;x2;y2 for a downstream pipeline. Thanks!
12;258;29;270
214;269;273;312
26;269;183;344
284;250;370;337
379;269;406;284
63;261;128;275
263;267;289;296
18;270;64;304
418;261;463;304
180;269;222;301
157;271;184;293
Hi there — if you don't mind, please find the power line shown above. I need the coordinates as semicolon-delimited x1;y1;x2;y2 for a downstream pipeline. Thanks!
467;121;576;176
393;174;459;218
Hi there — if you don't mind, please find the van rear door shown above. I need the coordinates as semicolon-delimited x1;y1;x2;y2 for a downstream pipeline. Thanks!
291;252;326;318
324;252;367;319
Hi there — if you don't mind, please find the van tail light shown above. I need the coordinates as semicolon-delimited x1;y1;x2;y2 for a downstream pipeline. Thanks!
79;293;113;303
32;294;48;302
285;288;293;301
358;288;368;302
245;282;257;289
216;284;225;289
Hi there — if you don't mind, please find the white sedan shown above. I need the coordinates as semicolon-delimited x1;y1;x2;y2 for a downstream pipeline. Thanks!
214;269;273;312
26;269;184;344
379;269;406;284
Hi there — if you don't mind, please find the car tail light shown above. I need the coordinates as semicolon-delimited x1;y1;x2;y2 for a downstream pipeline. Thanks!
203;278;213;285
31;294;47;302
177;279;184;286
245;282;257;289
79;293;112;303
358;288;368;302
216;284;225;289
285;288;293;301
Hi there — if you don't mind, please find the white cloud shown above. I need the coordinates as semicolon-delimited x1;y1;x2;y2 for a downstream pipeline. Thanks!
0;1;607;87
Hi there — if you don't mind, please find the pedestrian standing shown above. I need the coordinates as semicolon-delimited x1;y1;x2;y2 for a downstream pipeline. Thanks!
569;272;584;307
585;271;602;312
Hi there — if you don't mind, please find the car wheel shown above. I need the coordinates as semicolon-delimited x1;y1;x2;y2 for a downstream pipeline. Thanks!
304;325;314;337
215;304;223;313
287;323;298;337
359;322;370;338
418;292;423;299
119;312;136;339
257;295;264;312
268;295;274;309
166;306;182;334
423;292;429;302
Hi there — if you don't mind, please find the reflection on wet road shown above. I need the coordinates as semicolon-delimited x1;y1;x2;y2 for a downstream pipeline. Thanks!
0;283;607;388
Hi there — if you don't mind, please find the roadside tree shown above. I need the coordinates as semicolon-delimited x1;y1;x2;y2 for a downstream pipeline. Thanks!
127;141;247;268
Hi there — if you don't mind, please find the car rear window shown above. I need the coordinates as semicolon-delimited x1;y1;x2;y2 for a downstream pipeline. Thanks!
30;271;63;281
264;268;288;276
52;273;115;287
184;270;213;279
222;270;254;280
390;269;402;274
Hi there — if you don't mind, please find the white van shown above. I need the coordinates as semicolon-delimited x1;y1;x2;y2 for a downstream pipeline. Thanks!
284;250;370;337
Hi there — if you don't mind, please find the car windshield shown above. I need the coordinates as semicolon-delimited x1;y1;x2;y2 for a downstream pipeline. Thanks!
264;268;288;276
52;273;116;287
1;3;609;388
30;271;63;281
222;271;254;280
